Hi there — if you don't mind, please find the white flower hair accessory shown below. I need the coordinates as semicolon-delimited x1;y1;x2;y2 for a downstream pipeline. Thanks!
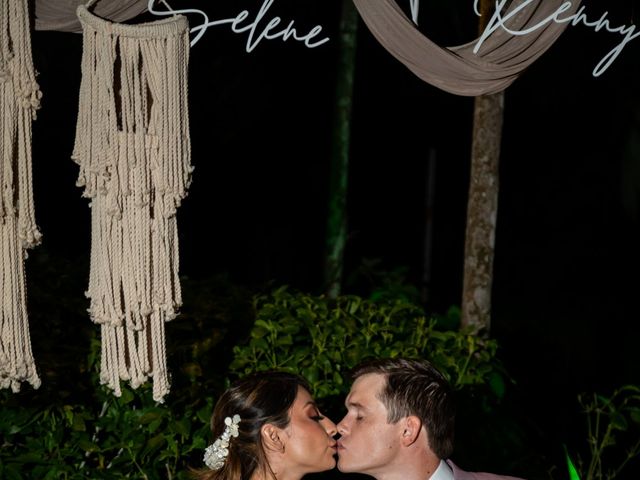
204;414;241;470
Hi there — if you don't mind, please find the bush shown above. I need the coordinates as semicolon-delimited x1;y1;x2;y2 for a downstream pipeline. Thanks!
229;286;504;413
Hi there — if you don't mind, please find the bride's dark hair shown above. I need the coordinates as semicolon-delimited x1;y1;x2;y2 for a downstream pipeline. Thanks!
192;371;310;480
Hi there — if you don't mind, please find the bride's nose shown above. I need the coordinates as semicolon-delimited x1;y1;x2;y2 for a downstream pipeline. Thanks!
322;417;338;436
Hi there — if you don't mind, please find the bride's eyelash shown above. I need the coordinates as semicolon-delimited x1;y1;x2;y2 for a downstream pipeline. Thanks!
311;414;325;421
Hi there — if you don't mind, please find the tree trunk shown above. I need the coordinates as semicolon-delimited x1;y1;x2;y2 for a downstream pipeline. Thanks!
324;0;358;298
460;0;504;334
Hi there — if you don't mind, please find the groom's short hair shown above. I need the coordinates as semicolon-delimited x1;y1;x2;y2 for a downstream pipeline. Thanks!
350;357;455;459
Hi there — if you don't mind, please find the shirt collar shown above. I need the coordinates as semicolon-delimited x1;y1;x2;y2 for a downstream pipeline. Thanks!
429;459;454;480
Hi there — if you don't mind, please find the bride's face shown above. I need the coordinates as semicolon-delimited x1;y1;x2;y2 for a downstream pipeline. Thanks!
280;387;337;475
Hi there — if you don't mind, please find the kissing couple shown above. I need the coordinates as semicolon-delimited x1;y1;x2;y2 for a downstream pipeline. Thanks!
193;357;523;480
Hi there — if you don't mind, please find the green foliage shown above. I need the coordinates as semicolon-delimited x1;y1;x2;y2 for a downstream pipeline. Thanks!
0;336;215;479
569;385;640;480
229;286;502;411
1;255;254;479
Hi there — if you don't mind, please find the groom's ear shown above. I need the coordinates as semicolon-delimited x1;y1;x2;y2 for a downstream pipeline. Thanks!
261;424;285;453
400;415;422;446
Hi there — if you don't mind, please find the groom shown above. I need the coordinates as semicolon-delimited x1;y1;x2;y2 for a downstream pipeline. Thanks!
336;358;524;480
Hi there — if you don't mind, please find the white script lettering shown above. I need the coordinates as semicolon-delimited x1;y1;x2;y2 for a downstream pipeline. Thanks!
473;0;640;77
148;0;329;52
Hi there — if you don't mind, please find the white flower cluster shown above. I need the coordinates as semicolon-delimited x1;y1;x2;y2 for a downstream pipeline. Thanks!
203;414;241;470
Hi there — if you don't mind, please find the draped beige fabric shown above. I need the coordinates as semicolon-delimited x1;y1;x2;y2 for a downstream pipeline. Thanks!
351;0;582;96
35;0;147;32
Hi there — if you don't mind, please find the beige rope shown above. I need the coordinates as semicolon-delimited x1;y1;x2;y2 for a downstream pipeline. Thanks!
73;5;192;402
0;0;42;392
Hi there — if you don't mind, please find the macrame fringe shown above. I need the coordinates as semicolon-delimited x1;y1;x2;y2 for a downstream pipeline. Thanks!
73;6;192;402
0;0;42;392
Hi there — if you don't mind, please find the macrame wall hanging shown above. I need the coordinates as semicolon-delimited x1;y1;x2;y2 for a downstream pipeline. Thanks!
0;0;42;392
73;3;192;402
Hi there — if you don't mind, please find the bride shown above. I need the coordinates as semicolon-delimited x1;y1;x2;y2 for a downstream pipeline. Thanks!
193;371;337;480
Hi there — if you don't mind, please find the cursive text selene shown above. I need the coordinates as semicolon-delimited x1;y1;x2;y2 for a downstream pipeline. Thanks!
149;0;329;52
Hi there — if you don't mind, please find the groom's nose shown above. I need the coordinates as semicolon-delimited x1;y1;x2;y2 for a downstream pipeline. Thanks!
336;417;349;435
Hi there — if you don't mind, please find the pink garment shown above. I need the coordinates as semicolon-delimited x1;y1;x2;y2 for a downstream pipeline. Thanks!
447;460;526;480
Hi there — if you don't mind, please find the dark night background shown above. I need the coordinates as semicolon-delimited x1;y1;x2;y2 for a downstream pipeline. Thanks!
23;0;640;477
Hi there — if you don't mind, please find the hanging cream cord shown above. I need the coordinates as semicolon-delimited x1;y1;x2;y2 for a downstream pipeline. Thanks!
73;5;192;402
0;0;42;392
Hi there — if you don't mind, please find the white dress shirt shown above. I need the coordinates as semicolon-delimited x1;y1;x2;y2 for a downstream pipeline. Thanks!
429;459;454;480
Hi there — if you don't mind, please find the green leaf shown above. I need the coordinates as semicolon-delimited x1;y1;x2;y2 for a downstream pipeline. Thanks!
488;371;506;400
611;412;628;431
78;438;100;453
190;436;207;451
303;365;320;384
120;388;135;404
564;447;581;480
196;404;212;424
139;412;162;425
171;419;191;438
276;334;293;346
141;434;166;459
148;418;163;434
72;414;86;432
251;325;269;339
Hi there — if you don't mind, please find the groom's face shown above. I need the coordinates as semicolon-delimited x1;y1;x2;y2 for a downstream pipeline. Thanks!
336;373;404;476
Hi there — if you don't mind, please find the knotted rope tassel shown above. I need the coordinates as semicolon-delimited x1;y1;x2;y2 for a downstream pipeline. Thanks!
0;0;43;392
73;5;192;402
